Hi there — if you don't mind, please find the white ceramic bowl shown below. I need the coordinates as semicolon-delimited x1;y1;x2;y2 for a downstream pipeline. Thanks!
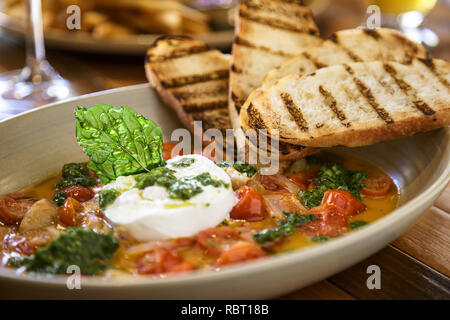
0;84;449;299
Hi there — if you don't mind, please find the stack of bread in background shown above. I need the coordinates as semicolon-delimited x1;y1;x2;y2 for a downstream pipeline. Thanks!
2;0;210;39
146;0;450;167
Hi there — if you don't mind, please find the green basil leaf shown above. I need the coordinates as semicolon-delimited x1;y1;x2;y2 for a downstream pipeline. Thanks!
75;104;164;183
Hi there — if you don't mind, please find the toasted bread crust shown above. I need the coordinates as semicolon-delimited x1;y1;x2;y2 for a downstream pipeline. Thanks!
243;59;450;147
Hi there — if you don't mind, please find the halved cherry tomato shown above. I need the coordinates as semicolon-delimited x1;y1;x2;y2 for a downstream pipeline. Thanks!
215;242;266;266
167;261;196;274
230;186;267;222
64;185;94;202
162;142;183;161
362;176;393;198
321;190;365;217
59;197;82;227
304;205;348;237
197;227;239;256
289;173;315;190
136;248;194;275
0;194;36;224
170;236;197;248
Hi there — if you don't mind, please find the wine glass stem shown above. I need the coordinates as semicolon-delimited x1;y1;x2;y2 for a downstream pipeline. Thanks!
25;0;46;72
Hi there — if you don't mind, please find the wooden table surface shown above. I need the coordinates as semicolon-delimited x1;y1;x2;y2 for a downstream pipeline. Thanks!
0;0;448;300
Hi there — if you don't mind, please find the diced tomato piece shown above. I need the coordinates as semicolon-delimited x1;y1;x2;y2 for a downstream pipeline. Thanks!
215;242;266;266
362;176;393;198
0;194;35;224
136;248;194;275
88;168;98;179
167;261;196;274
64;185;94;202
170;236;197;248
59;197;82;227
162;142;183;161
304;190;366;237
308;181;317;189
197;227;240;256
230;186;267;222
304;205;348;237
289;173;315;190
321;190;365;217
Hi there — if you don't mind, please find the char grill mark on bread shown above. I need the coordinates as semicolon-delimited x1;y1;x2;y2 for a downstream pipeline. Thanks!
160;69;229;89
328;33;362;62
234;37;293;58
146;35;210;63
301;52;328;69
318;85;350;127
182;100;228;113
382;63;435;116
145;36;232;139
362;28;381;40
418;58;450;89
280;92;308;131
146;45;210;63
243;59;450;147
247;103;267;130
344;64;395;124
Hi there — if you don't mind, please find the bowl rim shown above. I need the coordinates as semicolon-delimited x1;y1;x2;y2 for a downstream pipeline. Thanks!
1;84;449;288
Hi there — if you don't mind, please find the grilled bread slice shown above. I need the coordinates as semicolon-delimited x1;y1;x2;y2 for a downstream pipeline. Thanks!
262;28;428;89
241;28;428;156
229;0;322;160
242;58;450;147
145;36;231;141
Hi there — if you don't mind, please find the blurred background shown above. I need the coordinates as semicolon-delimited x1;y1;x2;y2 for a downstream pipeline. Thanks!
0;0;449;120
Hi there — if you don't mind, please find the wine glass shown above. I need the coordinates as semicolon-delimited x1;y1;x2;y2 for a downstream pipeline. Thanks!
365;0;439;47
0;0;71;104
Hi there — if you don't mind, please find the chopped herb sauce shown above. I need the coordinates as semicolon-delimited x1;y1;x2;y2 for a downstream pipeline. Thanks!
217;161;257;177
299;164;367;208
55;163;97;190
254;212;317;244
99;189;119;210
349;220;368;229
311;236;330;242
129;166;230;201
171;157;195;168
